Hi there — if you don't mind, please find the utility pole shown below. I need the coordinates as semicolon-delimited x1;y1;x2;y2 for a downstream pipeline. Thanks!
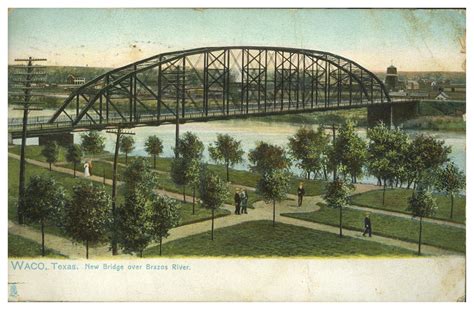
332;123;337;181
105;126;135;255
11;57;46;224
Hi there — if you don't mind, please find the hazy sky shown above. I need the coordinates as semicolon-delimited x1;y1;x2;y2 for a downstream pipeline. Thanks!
8;8;466;71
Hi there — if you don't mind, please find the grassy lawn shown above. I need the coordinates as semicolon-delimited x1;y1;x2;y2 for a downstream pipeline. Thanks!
351;188;466;223
144;220;415;257
8;234;67;258
9;144;68;162
282;204;465;253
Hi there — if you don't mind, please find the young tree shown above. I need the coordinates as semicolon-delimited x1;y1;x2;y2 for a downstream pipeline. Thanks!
323;175;354;237
407;188;437;255
115;157;159;257
80;130;105;155
64;182;111;259
288;126;330;180
66;144;83;178
405;134;451;190
41;141;59;171
256;170;290;227
328;122;366;183
435;162;465;219
199;168;229;240
248;142;289;174
116;189;153;257
23;175;66;256
208;134;244;182
120;136;135;164
175;131;204;160
144;135;164;169
150;195;181;256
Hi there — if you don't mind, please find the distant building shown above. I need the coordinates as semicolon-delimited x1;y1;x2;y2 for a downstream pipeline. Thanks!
384;65;399;91
66;74;86;85
389;90;407;98
447;84;466;92
435;91;449;101
406;80;420;90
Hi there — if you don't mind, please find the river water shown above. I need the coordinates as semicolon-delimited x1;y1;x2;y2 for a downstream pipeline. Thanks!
11;109;466;184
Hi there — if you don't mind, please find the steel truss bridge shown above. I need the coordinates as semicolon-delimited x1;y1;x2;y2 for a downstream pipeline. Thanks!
8;46;417;139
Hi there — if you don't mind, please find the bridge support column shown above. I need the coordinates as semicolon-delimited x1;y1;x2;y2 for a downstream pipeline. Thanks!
38;133;74;147
367;104;393;128
8;133;13;145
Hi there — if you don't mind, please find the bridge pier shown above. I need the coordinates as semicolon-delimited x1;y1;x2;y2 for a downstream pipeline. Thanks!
38;133;74;147
367;101;419;128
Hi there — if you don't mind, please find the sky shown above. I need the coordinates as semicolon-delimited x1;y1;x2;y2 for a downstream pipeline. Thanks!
8;8;466;72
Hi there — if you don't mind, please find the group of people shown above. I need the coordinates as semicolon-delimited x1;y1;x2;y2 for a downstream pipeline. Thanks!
234;188;249;215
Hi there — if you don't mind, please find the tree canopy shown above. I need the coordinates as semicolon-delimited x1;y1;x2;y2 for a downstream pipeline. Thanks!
144;135;164;169
209;134;244;182
41;141;59;170
175;131;204;160
120;136;136;163
248;142;289;174
150;195;181;255
80;131;105;155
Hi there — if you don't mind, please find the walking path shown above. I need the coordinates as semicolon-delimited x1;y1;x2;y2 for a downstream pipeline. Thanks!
8;153;462;258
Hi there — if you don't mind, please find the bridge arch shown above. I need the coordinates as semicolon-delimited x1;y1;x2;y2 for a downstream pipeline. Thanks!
48;46;391;127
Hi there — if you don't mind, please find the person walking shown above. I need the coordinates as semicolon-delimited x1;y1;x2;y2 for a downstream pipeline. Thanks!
240;189;248;214
234;188;241;215
362;214;372;237
297;182;305;207
83;161;90;177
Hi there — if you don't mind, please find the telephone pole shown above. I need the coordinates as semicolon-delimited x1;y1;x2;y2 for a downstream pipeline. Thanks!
105;126;135;255
11;57;46;224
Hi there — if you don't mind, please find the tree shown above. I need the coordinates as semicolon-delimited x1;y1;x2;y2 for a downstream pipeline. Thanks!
175;131;204;160
405;134;451;190
323;175;354;237
41;141;59;171
66;144;82;178
288;126;330;180
150;195;181;256
407;188;437;255
144;135;164;169
367;122;409;204
208;134;244;182
256;170;290;227
80;130;105;155
170;155;201;206
24;175;66;256
199;168;229;240
328;122;366;183
116;157;159;257
248;142;289;174
64;182;111;259
120;136;135;164
435;162;465;219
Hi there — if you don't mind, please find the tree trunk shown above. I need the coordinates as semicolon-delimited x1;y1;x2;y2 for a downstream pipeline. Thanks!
140;250;143;258
125;152;128;164
382;181;386;206
49;162;52;171
323;166;328;181
450;193;454;219
418;216;423;256
273;200;276;227
183;186;186;202
192;186;196;215
339;206;343;237
307;171;311;180
159;236;163;256
153;154;157;169
86;240;89;259
211;209;215;240
73;162;77;178
226;163;230;182
41;219;45;257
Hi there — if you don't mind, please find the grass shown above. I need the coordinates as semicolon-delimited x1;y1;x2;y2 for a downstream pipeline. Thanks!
282;204;465;253
8;233;67;258
9;145;68;162
402;116;465;131
351;188;466;223
144;220;415;257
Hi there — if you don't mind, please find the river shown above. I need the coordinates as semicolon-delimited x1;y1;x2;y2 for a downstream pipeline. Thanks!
11;109;466;184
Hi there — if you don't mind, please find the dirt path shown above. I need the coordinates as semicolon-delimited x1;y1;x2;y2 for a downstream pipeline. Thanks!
8;153;462;258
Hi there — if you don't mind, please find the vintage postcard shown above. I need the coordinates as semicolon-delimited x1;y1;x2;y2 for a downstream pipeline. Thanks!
6;5;467;302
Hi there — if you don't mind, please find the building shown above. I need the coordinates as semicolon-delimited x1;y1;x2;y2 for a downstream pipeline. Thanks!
406;80;420;90
435;91;449;101
66;74;86;85
384;65;399;91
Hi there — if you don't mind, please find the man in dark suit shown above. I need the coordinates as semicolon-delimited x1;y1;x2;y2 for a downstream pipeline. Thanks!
297;182;305;207
234;188;241;215
363;214;372;237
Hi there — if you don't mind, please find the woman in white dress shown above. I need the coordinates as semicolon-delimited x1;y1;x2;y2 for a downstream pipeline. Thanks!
84;161;90;177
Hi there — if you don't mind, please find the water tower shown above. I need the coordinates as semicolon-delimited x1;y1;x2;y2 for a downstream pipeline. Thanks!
384;64;399;91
